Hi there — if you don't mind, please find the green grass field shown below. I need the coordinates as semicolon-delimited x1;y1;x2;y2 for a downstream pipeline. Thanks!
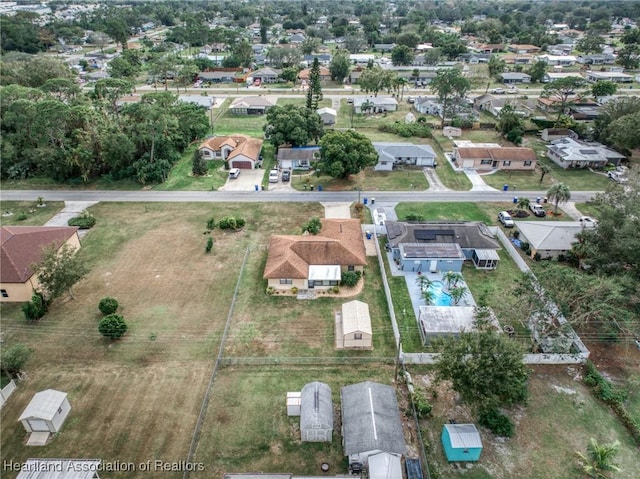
0;201;65;226
291;167;429;192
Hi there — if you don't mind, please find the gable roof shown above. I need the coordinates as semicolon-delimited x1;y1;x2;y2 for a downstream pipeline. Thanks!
263;219;366;279
276;146;320;162
300;382;333;430
1;226;79;283
317;107;337;116
342;300;372;335
516;221;584;251
19;389;67;422
443;424;482;448
373;143;437;162
456;147;537;162
229;96;275;109
341;381;406;456
385;221;500;250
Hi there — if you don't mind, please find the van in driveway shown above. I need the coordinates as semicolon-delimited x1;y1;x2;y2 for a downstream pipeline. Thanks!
229;168;241;179
268;169;279;183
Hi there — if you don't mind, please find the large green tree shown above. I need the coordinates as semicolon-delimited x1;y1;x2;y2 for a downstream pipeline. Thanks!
34;243;88;301
576;33;603;54
429;68;470;128
541;76;587;123
358;66;396;97
305;58;323;110
497;105;525;145
329;51;350;83
391;45;415;66
527;59;547;84
591;80;617;99
433;327;529;412
319;130;377;178
487;55;506;79
264;104;324;149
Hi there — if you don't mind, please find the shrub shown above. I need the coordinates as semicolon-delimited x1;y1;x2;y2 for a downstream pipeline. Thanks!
68;212;96;229
341;270;362;287
21;293;48;321
302;217;322;235
379;122;432;138
404;213;425;221
98;297;119;315
205;236;214;253
291;287;299;295
266;287;276;295
206;217;216;230
219;216;245;230
478;408;515;437
98;314;128;340
411;389;433;418
16;212;28;221
0;343;32;376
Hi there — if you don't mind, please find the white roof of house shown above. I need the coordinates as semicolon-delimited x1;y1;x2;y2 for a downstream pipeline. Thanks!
547;138;625;164
19;389;67;422
516;221;584;251
418;306;476;334
16;459;101;479
369;452;403;479
309;264;341;281
342;300;372;335
443;424;482;448
317;107;337;116
178;95;214;108
353;96;398;107
373;143;436;162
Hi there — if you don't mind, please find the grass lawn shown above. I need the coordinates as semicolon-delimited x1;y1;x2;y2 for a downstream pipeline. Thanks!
0;176;142;191
276;98;332;108
212;98;266;137
291;167;428;192
154;146;229;191
0;201;325;478
335;99;414;129
191;365;397;478
0;201;65;226
416;365;640;479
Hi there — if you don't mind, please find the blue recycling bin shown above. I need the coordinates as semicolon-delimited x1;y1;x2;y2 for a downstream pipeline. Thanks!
503;184;509;191
318;185;323;191
363;197;368;205
254;184;259;191
513;197;518;204
366;231;372;239
536;197;541;203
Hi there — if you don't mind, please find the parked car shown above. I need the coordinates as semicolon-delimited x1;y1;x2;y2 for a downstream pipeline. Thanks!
281;170;290;182
506;87;519;94
529;203;546;217
228;168;241;179
498;211;515;227
491;88;506;94
579;216;598;226
268;169;279;183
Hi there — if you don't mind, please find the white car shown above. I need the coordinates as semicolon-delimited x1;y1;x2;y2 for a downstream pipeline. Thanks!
506;87;519;94
491;88;505;94
268;169;279;183
498;211;515;228
579;216;598;226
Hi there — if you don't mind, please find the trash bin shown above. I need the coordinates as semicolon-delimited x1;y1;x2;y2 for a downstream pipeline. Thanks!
543;197;548;204
503;184;509;191
318;185;323;191
513;197;518;204
536;197;541;204
255;184;259;191
366;231;372;240
310;185;314;191
371;197;375;204
363;197;368;205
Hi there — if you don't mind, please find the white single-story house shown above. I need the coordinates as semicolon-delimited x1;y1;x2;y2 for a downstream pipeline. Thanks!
16;459;101;479
500;72;531;84
229;95;275;115
414;97;443;116
249;67;281;83
19;389;71;434
336;300;372;349
538;54;577;66
300;382;333;443
373;143;437;171
418;306;477;344
546;138;625;169
276;146;320;170
542;72;585;83
353;96;398;114
516;221;585;259
317;107;337;125
177;95;215;109
586;71;634;83
454;146;537;171
341;381;406;473
198;135;264;169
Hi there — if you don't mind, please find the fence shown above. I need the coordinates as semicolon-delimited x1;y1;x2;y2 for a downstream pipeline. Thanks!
219;356;396;367
0;379;17;409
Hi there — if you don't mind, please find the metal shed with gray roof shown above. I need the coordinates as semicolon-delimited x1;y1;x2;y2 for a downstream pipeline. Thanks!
340;381;406;473
300;382;333;442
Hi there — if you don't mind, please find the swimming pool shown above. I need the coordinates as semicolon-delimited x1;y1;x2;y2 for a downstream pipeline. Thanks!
428;280;452;306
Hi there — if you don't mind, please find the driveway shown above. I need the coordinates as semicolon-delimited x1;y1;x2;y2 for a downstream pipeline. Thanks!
44;201;98;238
463;169;500;192
218;169;265;191
321;202;352;218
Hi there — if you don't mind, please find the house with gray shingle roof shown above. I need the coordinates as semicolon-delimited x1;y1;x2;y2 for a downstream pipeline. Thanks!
341;381;406;473
353;96;398;114
372;143;437;171
546;138;625;169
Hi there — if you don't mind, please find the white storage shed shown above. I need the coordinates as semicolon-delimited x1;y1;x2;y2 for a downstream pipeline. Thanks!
19;389;71;433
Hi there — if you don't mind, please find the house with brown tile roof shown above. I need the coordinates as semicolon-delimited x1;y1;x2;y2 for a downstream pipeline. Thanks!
198;135;264;169
298;67;331;82
263;219;367;292
1;226;80;302
453;146;537;171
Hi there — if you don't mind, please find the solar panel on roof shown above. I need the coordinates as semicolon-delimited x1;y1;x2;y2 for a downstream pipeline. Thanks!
414;229;455;241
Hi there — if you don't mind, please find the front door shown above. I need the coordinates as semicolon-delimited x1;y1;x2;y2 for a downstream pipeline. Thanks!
308;280;315;289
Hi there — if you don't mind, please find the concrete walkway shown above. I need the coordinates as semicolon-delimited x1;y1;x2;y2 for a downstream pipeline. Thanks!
45;201;98;238
463;169;500;192
423;167;451;191
321;202;352;218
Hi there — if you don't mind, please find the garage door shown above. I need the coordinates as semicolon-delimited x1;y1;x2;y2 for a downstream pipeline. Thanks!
463;160;474;168
231;160;253;169
27;419;49;431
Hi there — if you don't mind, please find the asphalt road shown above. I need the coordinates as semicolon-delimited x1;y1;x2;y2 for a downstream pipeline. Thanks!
0;189;599;204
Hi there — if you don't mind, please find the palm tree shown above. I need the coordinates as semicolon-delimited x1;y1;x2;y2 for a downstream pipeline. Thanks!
517;197;531;213
442;271;462;289
415;275;433;292
421;288;435;305
576;438;621;479
449;286;468;305
539;164;551;183
547;182;571;215
361;99;374;116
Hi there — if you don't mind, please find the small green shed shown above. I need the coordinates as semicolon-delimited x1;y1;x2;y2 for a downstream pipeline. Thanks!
441;423;482;462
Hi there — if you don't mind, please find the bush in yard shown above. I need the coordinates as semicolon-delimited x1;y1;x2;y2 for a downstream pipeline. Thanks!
411;389;433;418
341;270;362;287
68;211;96;229
98;314;128;340
205;236;214;253
218;216;245;230
206;217;216;230
291;287;298;295
98;297;119;315
478;408;515;437
404;213;425;221
21;292;48;321
1;343;32;377
302;216;322;235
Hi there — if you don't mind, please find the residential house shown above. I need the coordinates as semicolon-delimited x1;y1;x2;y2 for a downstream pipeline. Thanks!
198;135;263;169
287;33;306;44
303;53;332;66
1;226;80;302
536;97;598;115
177;95;214;109
586;71;634;83
515;221;587;259
341;381;406;473
229;96;274;115
454;146;537;171
317;107;337;125
542;72;585;83
500;72;531;84
250;68;281;84
474;44;504;53
537;54;577;66
502;53;534;65
459;53;492;64
385;221;501;271
546;138;625;169
541;128;578;142
336;300;372;350
372;143;437;171
374;43;396;52
414;97;444;116
577;53;615;65
198;69;241;84
508;44;541;54
276;146;320;170
349;54;376;65
353;96;398;114
298;66;331;82
263;219;367;292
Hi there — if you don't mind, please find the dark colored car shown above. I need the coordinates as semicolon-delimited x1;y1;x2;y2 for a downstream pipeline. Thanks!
281;170;291;182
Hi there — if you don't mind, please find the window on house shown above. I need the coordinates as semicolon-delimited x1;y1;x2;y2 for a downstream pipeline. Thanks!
279;279;292;285
58;406;63;414
503;161;512;166
1;289;7;298
348;265;355;271
524;160;532;166
354;333;362;340
480;159;492;165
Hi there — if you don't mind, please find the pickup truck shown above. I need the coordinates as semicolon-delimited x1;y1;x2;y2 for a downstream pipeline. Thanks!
529;203;546;217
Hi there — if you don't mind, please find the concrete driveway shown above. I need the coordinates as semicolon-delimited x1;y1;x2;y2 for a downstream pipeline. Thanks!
218;169;265;191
